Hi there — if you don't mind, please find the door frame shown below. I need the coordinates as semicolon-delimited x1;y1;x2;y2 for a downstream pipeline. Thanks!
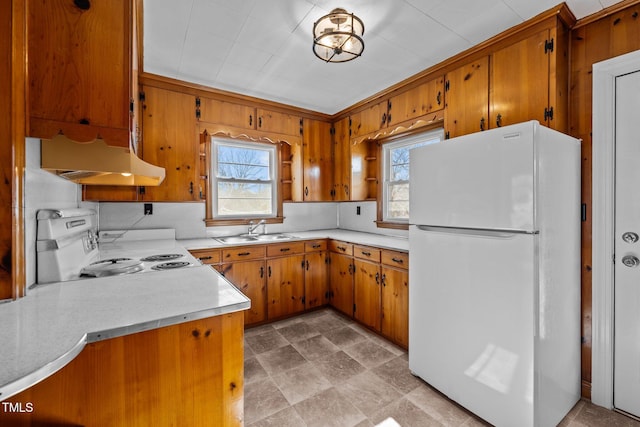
592;49;640;409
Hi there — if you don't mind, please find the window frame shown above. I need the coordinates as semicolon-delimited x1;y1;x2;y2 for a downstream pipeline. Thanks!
205;136;283;226
379;128;444;227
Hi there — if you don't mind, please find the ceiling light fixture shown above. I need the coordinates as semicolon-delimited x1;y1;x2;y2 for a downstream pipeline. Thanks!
312;8;364;63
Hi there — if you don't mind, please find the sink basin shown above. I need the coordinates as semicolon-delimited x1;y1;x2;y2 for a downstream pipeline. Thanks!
215;235;258;244
253;234;293;241
215;233;293;244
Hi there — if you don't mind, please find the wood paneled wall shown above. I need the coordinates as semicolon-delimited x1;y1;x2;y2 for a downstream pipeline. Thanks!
569;0;640;398
0;0;26;300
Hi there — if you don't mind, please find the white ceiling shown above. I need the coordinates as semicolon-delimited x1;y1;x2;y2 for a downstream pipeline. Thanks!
143;0;622;115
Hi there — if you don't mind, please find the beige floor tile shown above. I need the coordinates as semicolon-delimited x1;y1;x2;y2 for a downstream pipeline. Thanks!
324;325;369;348
248;406;307;427
294;387;367;427
369;397;442;427
244;377;290;425
292;334;341;361
406;385;474;426
245;328;289;354
344;339;397;369
371;355;424;395
315;350;367;385
271;362;332;405
338;370;404;415
276;321;321;343
245;356;269;384
256;344;307;376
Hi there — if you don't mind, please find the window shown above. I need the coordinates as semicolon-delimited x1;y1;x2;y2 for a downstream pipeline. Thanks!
211;139;277;219
382;129;443;223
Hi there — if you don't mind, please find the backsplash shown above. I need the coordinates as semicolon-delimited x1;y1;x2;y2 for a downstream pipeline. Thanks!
24;138;95;288
338;201;408;238
99;202;340;239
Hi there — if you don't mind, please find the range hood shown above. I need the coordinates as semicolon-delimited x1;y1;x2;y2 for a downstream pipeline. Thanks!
41;135;165;186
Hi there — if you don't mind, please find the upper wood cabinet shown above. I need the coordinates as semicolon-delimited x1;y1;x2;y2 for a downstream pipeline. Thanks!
198;97;255;130
444;58;489;139
27;0;133;147
333;117;351;201
490;29;553;129
386;77;445;127
257;108;302;136
140;86;199;201
349;102;387;140
444;20;569;138
302;119;333;201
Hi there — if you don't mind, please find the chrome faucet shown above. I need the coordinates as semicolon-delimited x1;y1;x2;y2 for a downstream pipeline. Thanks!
247;219;266;235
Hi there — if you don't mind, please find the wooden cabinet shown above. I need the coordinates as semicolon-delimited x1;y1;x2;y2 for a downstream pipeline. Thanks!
257;108;302;136
222;259;267;325
281;139;304;202
302;119;334;201
198;97;255;129
444;57;489;139
304;240;329;309
445;23;568;138
329;241;354;316
491;29;552;129
0;313;244;426
381;250;409;349
333;117;379;201
266;242;305;319
349;102;387;140
27;0;133;147
354;258;381;332
189;248;222;271
387;77;445;127
139;86;199;201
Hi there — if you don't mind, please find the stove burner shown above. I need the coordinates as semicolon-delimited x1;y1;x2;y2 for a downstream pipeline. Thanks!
81;258;144;277
140;253;184;262
151;261;192;271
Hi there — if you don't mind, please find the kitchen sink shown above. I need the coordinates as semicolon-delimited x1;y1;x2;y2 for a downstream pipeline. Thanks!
215;233;293;244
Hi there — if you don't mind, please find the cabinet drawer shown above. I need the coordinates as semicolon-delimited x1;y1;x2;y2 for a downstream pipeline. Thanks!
222;246;266;262
329;240;353;256
305;240;327;252
189;249;221;265
381;250;409;269
354;245;381;262
266;241;305;257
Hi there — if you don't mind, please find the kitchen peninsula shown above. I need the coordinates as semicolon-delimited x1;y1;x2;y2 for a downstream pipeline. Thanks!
0;265;249;426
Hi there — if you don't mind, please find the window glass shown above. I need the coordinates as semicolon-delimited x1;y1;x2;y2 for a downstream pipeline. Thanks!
382;129;443;222
212;139;277;218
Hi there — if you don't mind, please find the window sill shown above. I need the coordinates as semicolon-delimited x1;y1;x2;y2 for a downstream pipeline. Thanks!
375;220;409;231
204;216;284;227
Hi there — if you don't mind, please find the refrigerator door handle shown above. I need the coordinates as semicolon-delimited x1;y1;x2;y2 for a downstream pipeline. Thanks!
415;224;539;238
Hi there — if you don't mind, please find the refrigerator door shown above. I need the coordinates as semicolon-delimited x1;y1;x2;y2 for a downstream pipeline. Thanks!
409;121;536;231
409;225;535;427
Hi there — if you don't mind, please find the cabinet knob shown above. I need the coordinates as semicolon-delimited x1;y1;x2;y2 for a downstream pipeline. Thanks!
480;117;485;131
496;114;503;127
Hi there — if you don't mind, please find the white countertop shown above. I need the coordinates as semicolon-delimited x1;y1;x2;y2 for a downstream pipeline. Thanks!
180;229;409;252
0;256;249;401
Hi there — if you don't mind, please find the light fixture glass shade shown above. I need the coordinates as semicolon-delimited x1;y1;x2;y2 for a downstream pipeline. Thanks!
313;8;364;63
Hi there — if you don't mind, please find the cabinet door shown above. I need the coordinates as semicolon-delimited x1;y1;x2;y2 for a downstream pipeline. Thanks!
350;102;387;139
257;108;302;136
329;253;354;317
303;119;334;201
349;140;372;201
444;57;489;138
198;97;255;130
28;0;131;146
333;117;351;201
354;259;381;332
141;86;199;201
491;30;550;129
305;251;328;309
381;266;409;349
387;76;445;127
267;255;305;319
222;260;266;325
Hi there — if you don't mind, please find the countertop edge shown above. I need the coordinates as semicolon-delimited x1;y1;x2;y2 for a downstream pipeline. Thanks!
0;334;87;402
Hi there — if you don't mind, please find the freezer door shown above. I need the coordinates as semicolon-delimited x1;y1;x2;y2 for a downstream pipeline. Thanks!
409;225;535;427
409;121;535;231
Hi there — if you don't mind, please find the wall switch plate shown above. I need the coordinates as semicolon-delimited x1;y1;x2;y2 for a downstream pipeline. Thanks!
144;203;153;215
356;206;361;215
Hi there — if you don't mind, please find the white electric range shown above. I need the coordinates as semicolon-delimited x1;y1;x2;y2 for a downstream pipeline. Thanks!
36;209;198;284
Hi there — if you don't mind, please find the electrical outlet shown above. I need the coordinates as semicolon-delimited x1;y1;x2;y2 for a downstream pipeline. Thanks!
356;206;361;215
144;203;153;215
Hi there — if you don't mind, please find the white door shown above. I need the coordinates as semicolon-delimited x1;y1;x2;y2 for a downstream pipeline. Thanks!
614;69;640;417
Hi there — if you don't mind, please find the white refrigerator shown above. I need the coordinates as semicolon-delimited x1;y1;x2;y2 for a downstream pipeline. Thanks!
408;121;581;427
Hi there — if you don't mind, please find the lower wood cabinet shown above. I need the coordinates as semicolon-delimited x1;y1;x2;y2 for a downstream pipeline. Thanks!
267;254;305;319
381;266;409;349
329;251;355;317
0;313;244;426
354;258;381;332
222;260;267;325
304;240;329;308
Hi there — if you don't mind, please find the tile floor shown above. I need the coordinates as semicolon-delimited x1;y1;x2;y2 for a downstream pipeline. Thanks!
244;308;640;427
